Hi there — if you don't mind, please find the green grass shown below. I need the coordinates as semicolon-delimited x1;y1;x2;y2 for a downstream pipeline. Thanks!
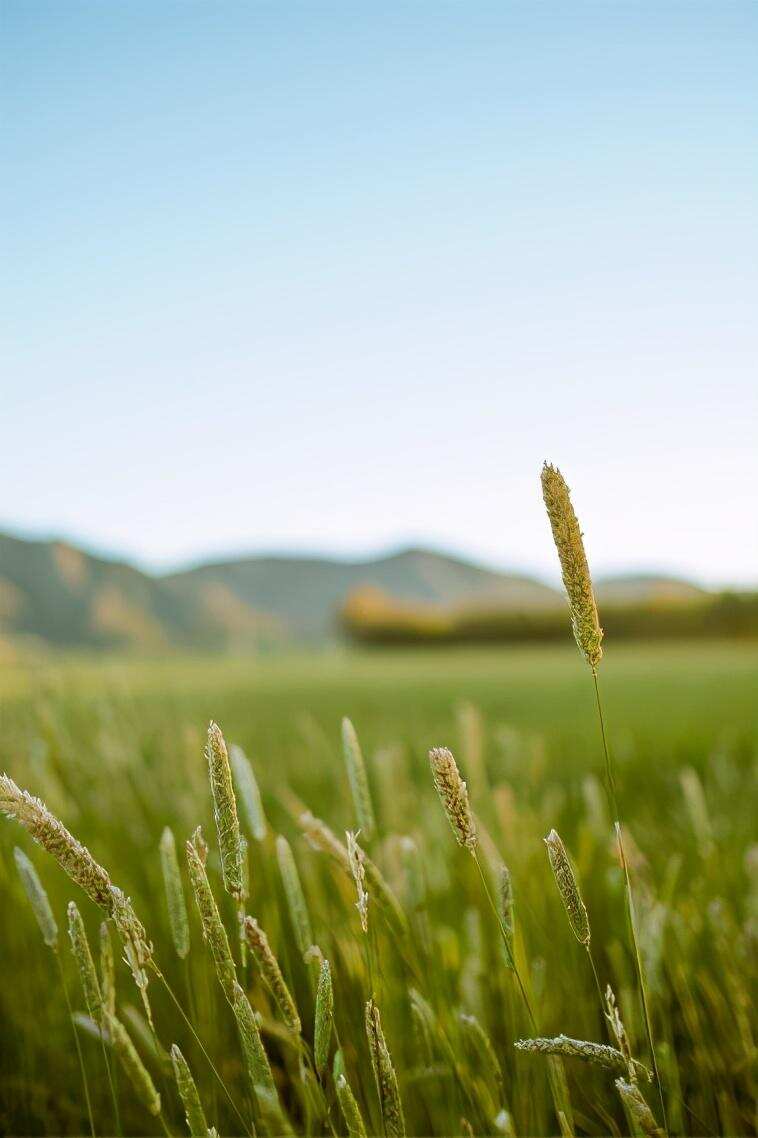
1;642;756;1136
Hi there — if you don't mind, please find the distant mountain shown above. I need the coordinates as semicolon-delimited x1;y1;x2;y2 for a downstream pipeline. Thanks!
0;529;712;652
595;574;707;606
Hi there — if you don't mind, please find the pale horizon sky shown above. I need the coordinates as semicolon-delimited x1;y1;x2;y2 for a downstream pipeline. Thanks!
3;3;757;588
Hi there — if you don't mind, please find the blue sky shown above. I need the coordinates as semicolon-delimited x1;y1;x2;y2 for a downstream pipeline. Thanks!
2;2;756;585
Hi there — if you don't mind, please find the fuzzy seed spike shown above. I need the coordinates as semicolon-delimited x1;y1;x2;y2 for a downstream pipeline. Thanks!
428;747;477;852
205;721;243;900
342;717;376;840
185;830;236;1003
276;834;314;958
544;829;591;946
160;826;190;959
171;1043;208;1137
541;462;603;667
68;902;104;1023
243;915;301;1033
365;998;405;1137
230;743;268;842
107;1013;161;1116
14;847;58;949
314;957;334;1076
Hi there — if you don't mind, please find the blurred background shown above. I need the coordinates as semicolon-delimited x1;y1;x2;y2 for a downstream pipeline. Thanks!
2;1;757;655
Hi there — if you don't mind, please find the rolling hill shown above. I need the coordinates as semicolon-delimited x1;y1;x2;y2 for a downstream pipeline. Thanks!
0;529;715;652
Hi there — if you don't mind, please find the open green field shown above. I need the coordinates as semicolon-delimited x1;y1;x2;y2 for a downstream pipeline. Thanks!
1;642;756;1136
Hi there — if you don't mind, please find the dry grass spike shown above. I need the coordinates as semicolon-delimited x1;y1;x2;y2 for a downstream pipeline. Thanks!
428;747;477;853
544;828;590;945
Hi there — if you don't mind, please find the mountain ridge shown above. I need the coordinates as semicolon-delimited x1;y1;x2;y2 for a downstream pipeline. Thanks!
0;528;714;652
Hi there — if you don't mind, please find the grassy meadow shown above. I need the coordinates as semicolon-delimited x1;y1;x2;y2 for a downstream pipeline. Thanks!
0;641;756;1136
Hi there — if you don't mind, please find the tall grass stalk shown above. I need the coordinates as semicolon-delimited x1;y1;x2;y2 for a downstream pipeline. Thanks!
542;461;668;1134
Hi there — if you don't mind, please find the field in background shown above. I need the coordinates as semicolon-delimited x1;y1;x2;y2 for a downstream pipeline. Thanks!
1;642;756;1135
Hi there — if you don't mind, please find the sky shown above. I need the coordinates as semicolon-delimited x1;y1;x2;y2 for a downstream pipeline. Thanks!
2;2;757;587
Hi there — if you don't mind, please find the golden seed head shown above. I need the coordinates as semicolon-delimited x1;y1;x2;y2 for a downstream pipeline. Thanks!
614;1079;664;1137
428;747;477;852
540;463;603;668
544;829;591;946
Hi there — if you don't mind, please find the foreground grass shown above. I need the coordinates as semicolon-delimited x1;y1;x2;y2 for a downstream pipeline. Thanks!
0;643;756;1136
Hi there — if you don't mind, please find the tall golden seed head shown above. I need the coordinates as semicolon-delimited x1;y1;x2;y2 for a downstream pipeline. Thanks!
540;463;603;668
544;829;590;946
428;747;477;852
346;830;369;933
205;721;243;900
365;998;406;1137
342;717;376;840
243;915;301;1034
171;1044;208;1137
14;847;58;949
160;826;190;959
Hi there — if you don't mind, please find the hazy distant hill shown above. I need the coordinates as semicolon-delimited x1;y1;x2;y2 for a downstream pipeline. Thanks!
0;529;715;652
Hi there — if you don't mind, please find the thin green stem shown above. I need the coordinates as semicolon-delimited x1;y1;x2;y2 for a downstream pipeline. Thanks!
56;949;96;1138
592;669;669;1138
473;851;536;1032
153;966;254;1138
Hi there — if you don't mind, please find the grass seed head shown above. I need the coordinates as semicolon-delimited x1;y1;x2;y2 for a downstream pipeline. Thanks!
544;829;590;946
231;980;276;1097
230;742;268;842
342;717;376;840
14;847;58;949
205;721;243;900
170;1043;208;1137
365;998;406;1137
107;1012;161;1117
540;462;603;668
2;775;113;909
346;830;369;933
67;902;104;1022
515;1034;650;1079
428;747;477;852
276;834;314;958
160;826;190;959
243;915;301;1033
615;1078;664;1137
314;957;334;1076
335;1070;368;1138
185;830;236;1003
99;920;116;1017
